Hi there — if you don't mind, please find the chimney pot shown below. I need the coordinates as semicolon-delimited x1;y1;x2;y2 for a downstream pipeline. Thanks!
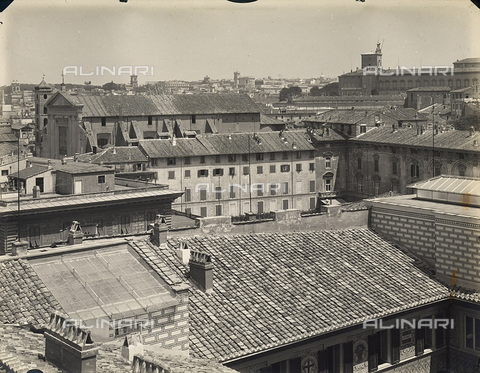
68;221;84;245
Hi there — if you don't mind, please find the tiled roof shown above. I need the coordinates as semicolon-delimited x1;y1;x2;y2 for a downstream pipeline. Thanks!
49;92;260;117
134;229;448;362
9;165;49;180
354;126;480;151
292;94;405;102
406;86;451;92
53;162;114;174
376;107;427;122
305;109;374;124
76;147;148;164
0;259;64;327
408;176;480;196
36;78;52;89
0;132;17;142
139;130;315;158
260;114;285;125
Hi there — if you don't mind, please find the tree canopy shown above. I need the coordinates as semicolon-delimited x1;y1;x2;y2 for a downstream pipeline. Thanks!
279;86;302;101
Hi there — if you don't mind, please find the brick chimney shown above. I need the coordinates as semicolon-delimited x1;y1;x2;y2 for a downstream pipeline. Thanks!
68;221;84;245
44;312;99;373
152;214;168;247
189;251;213;293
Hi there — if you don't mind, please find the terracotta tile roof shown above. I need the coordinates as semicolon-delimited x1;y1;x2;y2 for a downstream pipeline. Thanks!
0;259;64;327
134;229;449;362
354;126;480;151
50;92;260;118
139;130;315;159
8;165;49;180
76;147;148;165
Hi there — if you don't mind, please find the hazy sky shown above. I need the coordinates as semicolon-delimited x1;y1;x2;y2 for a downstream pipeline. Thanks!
1;0;479;86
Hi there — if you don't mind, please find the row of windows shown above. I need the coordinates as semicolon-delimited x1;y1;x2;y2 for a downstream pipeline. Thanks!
168;163;315;179
165;151;316;166
375;78;478;90
184;181;316;202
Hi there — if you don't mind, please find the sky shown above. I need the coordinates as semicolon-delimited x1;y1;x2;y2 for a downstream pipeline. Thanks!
1;0;480;86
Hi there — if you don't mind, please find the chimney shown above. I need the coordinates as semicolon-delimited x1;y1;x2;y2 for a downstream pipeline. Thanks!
47;160;52;170
172;136;177;146
152;214;168;247
68;221;84;245
121;334;143;362
12;240;29;256
176;241;191;265
189;250;213;293
470;126;475;137
62;158;66;165
33;185;41;198
44;312;98;373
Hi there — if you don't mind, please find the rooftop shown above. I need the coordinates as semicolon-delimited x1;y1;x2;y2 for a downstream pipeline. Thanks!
131;228;449;362
54;162;115;174
139;130;315;158
8;165;50;180
75;146;149;164
406;86;451;92
47;92;260;117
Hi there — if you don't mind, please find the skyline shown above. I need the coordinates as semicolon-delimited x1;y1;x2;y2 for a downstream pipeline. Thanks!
1;0;480;86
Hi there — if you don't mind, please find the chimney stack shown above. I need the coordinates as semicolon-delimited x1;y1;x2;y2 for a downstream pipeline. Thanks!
152;214;168;247
189;250;213;293
470;126;475;137
68;221;84;245
121;334;143;362
33;185;41;198
176;242;191;265
44;312;98;373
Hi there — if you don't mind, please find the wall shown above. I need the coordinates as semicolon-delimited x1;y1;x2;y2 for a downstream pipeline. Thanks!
56;171;115;194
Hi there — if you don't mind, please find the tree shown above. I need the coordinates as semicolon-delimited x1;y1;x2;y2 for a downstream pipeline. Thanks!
310;86;323;96
453;113;480;131
102;81;120;91
279;86;303;102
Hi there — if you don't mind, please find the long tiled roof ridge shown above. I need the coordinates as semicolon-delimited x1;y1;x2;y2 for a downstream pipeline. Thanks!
136;229;449;361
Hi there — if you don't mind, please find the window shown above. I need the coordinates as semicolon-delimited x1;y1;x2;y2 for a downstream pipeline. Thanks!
98;175;106;184
257;201;264;214
185;188;191;202
282;199;289;210
270;184;277;196
229;167;235;176
256;185;263;197
213;168;224;176
101;117;106;127
28;226;41;248
281;164;290;172
215;186;222;200
325;157;331;169
1;170;8;176
458;165;466;177
309;150;315;159
215;155;221;163
392;161;397;175
360;125;366;134
309;163;315;171
256;153;264;161
44;118;48;126
310;197;316;210
228;154;236;162
374;159;379;172
357;158;362;170
282;182;289;194
434;162;442;177
257;166;263;174
295;164;302;172
184;157;191;165
465;316;480;351
325;179;331;192
357;178;363;193
168;171;175;179
411;164;419;178
309;180;315;193
185;170;191;178
270;152;276;160
120;216;130;234
148;116;152;125
98;138;108;148
243;166;250;175
242;154;249;162
270;165;276;173
296;151;302;159
167;158;176;166
199;188;207;201
200;207;207;217
282;151;289;160
192;115;196;124
200;156;206;164
198;169;209;177
229;185;236;198
215;205;222;216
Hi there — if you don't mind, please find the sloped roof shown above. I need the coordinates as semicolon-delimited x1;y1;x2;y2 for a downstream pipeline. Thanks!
454;57;480;64
76;146;148;164
0;259;64;327
0;132;17;142
132;229;448;362
306;109;375;124
355;126;480;151
9;165;49;180
406;86;451;92
54;162;114;174
139;131;315;158
48;92;260;117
